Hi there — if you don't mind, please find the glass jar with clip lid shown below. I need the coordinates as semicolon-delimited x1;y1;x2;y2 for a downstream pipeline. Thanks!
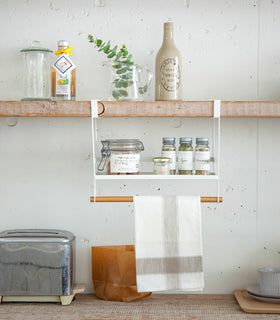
97;139;144;175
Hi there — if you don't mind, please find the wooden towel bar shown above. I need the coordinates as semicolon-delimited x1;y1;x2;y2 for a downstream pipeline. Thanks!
90;196;223;203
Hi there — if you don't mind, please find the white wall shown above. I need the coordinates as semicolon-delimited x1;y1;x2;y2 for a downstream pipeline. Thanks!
0;0;280;294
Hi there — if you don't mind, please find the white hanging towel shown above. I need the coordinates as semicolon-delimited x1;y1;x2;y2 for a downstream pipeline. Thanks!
134;196;204;292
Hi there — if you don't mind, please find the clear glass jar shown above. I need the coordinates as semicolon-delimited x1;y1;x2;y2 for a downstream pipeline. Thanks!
153;157;171;175
161;137;176;175
102;61;152;101
97;139;144;175
195;137;210;175
20;41;53;101
178;137;193;175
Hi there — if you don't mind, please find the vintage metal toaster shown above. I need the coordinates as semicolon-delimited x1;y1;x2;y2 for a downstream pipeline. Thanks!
0;229;75;296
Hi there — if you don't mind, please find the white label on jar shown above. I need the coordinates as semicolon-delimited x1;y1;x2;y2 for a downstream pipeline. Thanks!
110;153;140;173
178;151;193;170
195;151;210;171
161;150;176;170
195;151;210;161
153;165;170;175
55;71;71;95
195;162;210;171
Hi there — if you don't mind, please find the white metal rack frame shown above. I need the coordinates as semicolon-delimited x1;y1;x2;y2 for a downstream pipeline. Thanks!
90;100;221;203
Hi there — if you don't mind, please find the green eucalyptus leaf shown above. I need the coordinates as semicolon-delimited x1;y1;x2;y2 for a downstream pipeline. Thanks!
111;45;118;53
116;67;128;74
115;63;122;69
121;81;128;88
96;39;102;47
121;73;133;80
107;45;117;58
118;90;129;97
114;81;122;88
115;52;122;61
112;90;120;100
103;41;110;53
107;51;116;58
121;60;134;66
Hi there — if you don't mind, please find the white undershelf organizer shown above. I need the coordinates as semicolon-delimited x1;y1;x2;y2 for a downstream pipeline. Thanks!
90;99;221;204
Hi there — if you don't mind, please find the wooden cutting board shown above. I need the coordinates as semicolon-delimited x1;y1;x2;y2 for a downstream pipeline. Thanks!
234;290;280;314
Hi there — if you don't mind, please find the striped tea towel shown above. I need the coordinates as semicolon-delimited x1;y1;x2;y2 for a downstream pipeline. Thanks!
134;196;204;292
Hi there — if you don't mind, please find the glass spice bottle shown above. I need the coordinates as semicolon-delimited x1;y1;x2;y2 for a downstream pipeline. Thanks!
195;137;210;175
178;137;193;175
52;40;76;100
161;137;176;175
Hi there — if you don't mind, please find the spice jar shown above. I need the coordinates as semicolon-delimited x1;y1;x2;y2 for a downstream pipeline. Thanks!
153;157;171;175
97;139;144;175
178;137;193;175
161;137;176;175
194;137;210;175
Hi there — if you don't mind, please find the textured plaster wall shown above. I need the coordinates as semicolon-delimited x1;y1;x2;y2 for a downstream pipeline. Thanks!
0;0;280;294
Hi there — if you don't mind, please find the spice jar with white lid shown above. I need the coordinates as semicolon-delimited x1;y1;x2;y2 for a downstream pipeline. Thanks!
153;157;171;175
194;137;210;175
178;137;193;175
161;137;176;175
97;139;144;175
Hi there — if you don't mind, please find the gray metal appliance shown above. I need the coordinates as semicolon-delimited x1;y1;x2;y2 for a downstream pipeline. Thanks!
0;229;75;296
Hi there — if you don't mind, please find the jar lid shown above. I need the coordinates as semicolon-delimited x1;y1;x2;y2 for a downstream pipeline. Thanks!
180;137;192;144
153;157;171;163
20;41;53;53
196;137;209;145
101;139;144;151
162;137;175;145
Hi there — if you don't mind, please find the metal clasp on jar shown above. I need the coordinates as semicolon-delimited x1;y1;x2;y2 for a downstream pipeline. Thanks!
97;141;111;171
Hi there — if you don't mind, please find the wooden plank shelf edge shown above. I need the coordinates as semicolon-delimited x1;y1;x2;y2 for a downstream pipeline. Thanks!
1;101;280;117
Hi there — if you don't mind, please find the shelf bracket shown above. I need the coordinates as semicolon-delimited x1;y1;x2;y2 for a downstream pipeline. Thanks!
214;99;221;119
91;100;99;203
213;100;221;204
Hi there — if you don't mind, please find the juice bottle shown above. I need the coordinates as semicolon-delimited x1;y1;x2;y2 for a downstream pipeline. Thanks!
52;40;76;100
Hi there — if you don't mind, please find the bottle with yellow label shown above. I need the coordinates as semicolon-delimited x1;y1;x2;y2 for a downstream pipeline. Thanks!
52;40;76;100
155;22;182;101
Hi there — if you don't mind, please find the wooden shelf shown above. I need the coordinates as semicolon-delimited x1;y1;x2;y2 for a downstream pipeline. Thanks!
1;100;280;117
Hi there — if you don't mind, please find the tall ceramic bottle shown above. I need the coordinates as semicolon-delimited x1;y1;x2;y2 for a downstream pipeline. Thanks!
52;40;76;100
155;22;182;101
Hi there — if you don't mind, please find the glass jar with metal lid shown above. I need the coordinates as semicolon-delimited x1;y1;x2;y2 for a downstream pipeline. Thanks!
153;157;171;175
161;137;176;175
178;137;193;175
98;139;144;175
194;137;210;175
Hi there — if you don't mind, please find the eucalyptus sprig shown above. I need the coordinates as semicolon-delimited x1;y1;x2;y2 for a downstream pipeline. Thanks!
88;35;136;100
